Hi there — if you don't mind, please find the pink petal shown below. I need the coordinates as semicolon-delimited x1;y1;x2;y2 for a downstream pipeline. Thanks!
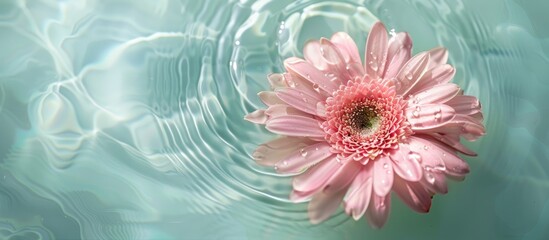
446;95;482;116
408;83;460;105
244;109;267;124
416;115;485;140
275;142;332;174
420;171;448;194
283;71;329;98
384;32;412;79
427;47;448;67
320;38;352;82
408;64;455;94
364;21;388;80
319;38;345;65
284;57;339;94
276;88;322;116
405;104;456;130
366;193;391;229
373;156;394;197
316;102;326;118
395;52;430;97
393;176;432;213
292;155;340;192
344;168;373;220
389;146;423;182
430;133;477;156
331;32;362;65
252;137;313;166
268;73;288;89
289;189;315;203
323;160;361;194
265;104;310;118
304;40;329;71
308;188;346;224
409;136;470;178
258;91;285;106
266;115;325;138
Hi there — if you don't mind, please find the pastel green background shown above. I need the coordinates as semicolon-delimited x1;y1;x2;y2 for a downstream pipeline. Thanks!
1;0;548;239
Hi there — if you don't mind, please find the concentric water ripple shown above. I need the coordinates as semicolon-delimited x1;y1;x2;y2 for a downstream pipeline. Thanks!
1;0;549;239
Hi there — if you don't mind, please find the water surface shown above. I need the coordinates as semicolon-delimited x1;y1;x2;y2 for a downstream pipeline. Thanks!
1;0;548;239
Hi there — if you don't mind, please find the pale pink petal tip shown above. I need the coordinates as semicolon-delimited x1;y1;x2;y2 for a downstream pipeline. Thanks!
246;20;485;228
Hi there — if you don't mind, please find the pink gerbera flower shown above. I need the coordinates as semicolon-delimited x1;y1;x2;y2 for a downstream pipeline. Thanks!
245;21;485;228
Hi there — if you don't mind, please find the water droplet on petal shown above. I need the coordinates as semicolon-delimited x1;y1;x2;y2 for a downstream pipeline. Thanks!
412;110;419;118
408;151;422;163
434;164;446;172
369;60;378;71
423;145;429;151
287;80;296;88
312;83;320;92
426;173;435;183
302;98;309;103
383;163;389;169
300;148;308;157
379;200;385;208
405;71;413;80
282;161;288;166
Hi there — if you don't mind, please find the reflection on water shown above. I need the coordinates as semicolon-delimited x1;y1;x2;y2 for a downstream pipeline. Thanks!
0;0;548;239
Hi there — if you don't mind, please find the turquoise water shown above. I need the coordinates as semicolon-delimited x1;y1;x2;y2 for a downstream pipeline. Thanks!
1;0;548;239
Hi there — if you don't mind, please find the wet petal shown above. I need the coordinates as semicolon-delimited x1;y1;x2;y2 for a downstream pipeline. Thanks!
320;38;353;82
289;189;315;203
409;136;470;178
409;64;455;94
258;91;285;106
304;40;329;70
405;104;456;130
395;52;430;97
420;171;448;194
446;95;482;116
331;32;362;65
268;73;288;89
276;88;322;116
430;133;477;156
265;104;310;118
323;160;361;194
266;115;325;138
284;57;339;94
409;83;460;105
393;176;432;213
366;193;391;229
275;142;332;174
244;109;267;124
373;156;394;197
385;32;412;79
427;47;448;67
344;168;373;220
364;21;388;80
308;188;346;224
292;155;340;192
252;137;313;166
390;146;423;182
319;38;345;66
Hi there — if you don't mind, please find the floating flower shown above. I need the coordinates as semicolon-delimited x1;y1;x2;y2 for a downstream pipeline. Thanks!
245;21;485;228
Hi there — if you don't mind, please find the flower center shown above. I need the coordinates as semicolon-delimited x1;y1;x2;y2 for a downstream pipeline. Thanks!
322;78;412;163
345;104;382;137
